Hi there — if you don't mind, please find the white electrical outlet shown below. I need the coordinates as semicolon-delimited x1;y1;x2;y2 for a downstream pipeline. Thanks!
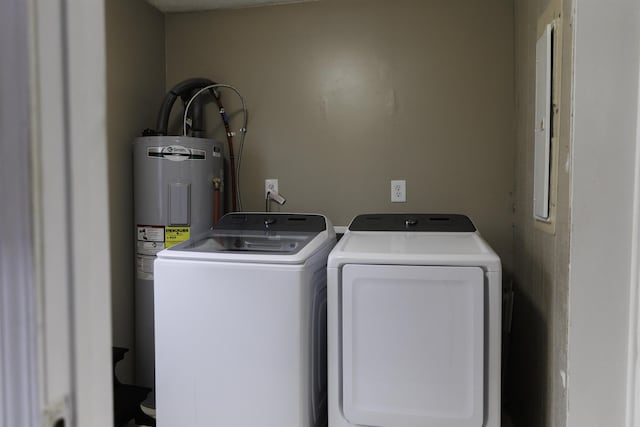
391;180;406;202
265;179;278;197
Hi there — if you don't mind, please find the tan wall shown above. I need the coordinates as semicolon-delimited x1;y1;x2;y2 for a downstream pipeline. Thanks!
164;0;516;271
106;0;165;382
104;1;575;423
510;0;572;425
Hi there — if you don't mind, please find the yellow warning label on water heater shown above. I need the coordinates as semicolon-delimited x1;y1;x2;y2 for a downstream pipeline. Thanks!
165;226;191;248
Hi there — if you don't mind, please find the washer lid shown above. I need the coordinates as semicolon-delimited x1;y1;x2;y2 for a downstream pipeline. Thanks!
178;230;316;255
157;213;335;264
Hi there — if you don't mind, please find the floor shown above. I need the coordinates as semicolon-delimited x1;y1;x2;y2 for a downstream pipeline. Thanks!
126;412;516;426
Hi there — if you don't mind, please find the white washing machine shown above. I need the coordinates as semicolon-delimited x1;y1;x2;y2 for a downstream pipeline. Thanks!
327;214;501;427
154;213;336;427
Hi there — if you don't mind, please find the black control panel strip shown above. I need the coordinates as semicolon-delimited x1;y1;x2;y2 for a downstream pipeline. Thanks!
349;214;476;232
215;213;327;232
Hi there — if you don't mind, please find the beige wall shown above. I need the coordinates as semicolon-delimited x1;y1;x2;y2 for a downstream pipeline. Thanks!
106;0;165;382
510;0;572;425
164;0;516;271
104;1;579;423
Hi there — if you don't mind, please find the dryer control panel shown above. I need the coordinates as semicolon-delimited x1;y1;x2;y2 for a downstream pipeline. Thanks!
349;213;476;232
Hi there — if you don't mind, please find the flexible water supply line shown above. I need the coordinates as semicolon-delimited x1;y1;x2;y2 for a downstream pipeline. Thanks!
183;84;248;211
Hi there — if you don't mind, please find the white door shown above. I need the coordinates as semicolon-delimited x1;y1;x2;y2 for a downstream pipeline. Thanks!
0;1;39;425
0;1;112;426
341;264;484;427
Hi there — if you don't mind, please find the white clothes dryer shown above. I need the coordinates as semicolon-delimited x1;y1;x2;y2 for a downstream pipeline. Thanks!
154;213;336;427
327;214;501;427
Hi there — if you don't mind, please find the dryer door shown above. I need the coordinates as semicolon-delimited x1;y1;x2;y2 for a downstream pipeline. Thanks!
341;264;484;427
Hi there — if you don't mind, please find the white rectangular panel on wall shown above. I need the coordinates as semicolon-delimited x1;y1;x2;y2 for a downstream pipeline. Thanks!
341;264;484;427
534;23;553;220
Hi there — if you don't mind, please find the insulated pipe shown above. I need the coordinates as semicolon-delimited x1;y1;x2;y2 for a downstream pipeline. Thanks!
156;78;216;135
188;90;205;138
183;84;246;212
212;97;238;211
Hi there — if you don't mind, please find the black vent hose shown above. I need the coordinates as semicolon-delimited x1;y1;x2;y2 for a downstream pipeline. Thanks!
155;78;216;136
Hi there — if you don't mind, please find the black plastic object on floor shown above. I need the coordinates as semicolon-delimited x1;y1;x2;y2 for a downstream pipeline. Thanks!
113;347;156;427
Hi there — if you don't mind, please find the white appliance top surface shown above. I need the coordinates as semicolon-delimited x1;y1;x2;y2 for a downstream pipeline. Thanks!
328;231;500;271
157;213;335;264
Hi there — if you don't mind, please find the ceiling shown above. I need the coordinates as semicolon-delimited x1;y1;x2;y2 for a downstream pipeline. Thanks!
145;0;319;12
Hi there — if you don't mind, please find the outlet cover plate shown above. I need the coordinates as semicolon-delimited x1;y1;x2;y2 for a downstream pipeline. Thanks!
391;180;406;202
265;179;278;198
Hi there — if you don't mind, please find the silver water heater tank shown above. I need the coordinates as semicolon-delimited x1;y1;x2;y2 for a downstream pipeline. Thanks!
133;135;224;409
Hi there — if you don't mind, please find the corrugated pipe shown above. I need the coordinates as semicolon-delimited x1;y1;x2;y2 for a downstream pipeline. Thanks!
155;77;216;136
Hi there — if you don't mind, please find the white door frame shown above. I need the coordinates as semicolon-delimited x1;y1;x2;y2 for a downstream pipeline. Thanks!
627;44;640;427
31;0;114;424
568;1;640;426
61;0;114;419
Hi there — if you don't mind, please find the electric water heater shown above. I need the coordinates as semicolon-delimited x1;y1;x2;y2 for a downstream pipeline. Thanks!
133;135;224;409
